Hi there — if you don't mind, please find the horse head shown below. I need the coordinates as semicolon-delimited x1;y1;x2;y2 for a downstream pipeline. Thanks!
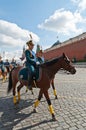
61;53;76;74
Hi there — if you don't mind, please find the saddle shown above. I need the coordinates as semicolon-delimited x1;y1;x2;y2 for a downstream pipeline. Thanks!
18;67;40;82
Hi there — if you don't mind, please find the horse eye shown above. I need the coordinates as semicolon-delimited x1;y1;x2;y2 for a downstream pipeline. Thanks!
66;60;70;64
64;58;70;64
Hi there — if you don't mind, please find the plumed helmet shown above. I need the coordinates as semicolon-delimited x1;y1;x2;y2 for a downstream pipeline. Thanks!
26;40;34;46
26;34;34;46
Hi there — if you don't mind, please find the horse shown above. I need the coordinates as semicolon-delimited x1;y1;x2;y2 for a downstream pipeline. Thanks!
7;65;58;98
7;53;76;120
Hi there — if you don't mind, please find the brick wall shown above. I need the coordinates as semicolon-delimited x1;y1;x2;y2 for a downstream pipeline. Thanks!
44;38;86;61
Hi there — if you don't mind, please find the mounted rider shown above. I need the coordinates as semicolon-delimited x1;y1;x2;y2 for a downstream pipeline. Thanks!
0;56;5;73
25;39;36;89
4;59;10;72
10;58;17;68
36;44;44;64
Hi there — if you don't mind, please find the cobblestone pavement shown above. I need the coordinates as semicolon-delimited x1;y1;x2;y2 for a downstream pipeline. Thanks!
0;68;86;130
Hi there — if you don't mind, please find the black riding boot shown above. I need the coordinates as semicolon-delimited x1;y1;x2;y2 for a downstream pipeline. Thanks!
28;74;33;90
27;67;36;89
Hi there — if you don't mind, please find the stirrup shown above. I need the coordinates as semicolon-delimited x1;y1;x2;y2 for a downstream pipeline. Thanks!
33;79;37;88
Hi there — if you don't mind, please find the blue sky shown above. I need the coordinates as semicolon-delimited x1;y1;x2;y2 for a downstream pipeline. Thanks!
0;0;86;60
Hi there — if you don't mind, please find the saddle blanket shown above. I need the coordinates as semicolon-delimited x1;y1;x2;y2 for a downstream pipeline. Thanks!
18;67;41;81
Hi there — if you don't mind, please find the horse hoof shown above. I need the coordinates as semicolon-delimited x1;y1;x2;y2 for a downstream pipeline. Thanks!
33;108;37;113
55;96;58;99
14;100;19;105
14;102;17;105
52;114;57;121
52;117;57;121
17;101;19;104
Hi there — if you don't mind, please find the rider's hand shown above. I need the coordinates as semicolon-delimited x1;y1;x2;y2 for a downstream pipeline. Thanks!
36;61;40;65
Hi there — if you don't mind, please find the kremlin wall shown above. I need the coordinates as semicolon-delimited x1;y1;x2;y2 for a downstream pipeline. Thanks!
44;32;86;62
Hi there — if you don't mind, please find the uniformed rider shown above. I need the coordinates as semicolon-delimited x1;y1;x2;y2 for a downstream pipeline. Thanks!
36;44;44;64
25;40;36;89
0;56;5;73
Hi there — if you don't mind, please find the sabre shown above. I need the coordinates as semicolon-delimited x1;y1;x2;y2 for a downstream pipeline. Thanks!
29;34;33;40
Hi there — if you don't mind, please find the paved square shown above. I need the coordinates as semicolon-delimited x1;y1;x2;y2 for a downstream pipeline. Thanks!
0;68;86;130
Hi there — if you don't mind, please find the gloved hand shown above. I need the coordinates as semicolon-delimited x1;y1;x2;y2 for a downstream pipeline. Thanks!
36;61;40;65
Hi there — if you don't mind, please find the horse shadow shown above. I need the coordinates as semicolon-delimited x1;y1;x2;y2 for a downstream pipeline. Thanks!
0;96;35;130
17;119;53;130
0;94;55;130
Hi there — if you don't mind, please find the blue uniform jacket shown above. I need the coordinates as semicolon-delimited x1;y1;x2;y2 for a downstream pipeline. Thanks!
0;61;5;72
25;49;36;74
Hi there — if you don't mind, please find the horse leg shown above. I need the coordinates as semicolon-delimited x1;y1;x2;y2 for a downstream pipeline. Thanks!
33;89;43;112
2;73;5;82
25;86;28;93
25;86;34;95
29;88;34;95
43;90;56;121
2;72;7;82
25;85;34;95
17;83;23;103
13;82;17;105
2;68;8;82
51;79;58;99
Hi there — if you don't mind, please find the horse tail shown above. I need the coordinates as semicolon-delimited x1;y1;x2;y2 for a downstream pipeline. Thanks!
7;67;15;93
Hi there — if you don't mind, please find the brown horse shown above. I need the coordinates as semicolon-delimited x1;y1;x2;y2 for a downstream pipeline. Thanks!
7;65;57;98
7;53;76;120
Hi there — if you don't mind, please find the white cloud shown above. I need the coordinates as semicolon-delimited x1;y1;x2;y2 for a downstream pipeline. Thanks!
71;0;86;12
38;8;86;35
0;19;40;60
78;0;86;11
71;0;80;3
0;20;40;48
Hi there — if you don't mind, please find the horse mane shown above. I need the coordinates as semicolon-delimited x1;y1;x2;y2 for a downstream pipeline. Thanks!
39;55;63;67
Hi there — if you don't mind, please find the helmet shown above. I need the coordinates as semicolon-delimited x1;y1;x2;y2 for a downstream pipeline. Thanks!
26;40;34;46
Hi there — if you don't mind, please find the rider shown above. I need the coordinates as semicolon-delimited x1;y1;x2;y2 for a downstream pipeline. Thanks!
0;56;5;74
4;59;10;66
25;40;36;89
10;58;17;67
36;44;45;64
4;59;10;72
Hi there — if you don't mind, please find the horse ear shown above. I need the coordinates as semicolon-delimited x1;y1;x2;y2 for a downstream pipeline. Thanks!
63;53;65;58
